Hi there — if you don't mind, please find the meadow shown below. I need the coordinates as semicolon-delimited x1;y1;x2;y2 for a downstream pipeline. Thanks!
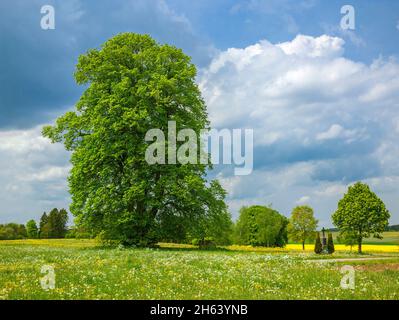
0;238;398;300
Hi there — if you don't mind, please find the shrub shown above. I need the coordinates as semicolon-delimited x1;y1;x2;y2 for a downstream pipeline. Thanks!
327;232;335;254
234;205;288;247
314;232;322;254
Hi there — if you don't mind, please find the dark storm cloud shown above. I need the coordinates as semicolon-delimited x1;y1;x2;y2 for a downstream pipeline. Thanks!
0;0;214;129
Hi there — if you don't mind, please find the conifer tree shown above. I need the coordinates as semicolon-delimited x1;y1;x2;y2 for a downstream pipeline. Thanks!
327;232;335;254
314;232;322;254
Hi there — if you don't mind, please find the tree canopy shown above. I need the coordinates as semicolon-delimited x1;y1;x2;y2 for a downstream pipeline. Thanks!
332;182;390;253
42;33;230;246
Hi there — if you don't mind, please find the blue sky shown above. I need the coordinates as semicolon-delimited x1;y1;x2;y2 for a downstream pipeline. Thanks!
0;0;399;227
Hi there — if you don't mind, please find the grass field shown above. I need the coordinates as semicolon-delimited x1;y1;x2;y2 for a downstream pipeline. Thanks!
0;239;398;300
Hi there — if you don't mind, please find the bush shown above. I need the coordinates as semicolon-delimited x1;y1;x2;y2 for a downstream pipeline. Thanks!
234;205;288;247
327;232;335;254
314;232;322;254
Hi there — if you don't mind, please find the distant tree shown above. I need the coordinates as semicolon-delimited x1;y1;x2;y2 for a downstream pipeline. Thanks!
39;212;50;238
0;224;15;240
327;232;335;254
288;205;318;250
314;232;322;254
47;208;58;238
234;205;288;247
0;223;27;240
58;209;69;237
46;208;69;238
17;224;27;238
26;220;38;239
386;224;399;231
332;182;390;253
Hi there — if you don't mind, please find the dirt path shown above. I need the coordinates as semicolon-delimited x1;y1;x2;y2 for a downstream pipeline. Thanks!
309;256;399;263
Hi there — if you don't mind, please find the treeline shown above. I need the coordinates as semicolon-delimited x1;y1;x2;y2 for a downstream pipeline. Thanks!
0;223;27;240
0;183;394;254
386;224;399;231
0;208;69;240
231;204;319;249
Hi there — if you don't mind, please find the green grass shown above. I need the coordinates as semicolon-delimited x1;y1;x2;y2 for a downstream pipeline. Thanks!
0;239;398;300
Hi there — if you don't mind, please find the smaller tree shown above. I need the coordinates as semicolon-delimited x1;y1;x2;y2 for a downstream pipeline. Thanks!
26;220;38;239
288;206;318;250
332;182;390;253
314;232;322;254
327;232;335;254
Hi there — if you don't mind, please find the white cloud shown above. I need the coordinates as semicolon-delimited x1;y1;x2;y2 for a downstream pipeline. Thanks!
0;129;49;153
314;184;347;197
316;124;359;141
296;195;310;204
316;124;344;140
21;166;71;182
0;126;71;223
277;34;344;58
200;35;399;147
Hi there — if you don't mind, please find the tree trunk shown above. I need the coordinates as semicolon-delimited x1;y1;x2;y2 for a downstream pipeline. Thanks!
358;237;362;254
302;240;305;250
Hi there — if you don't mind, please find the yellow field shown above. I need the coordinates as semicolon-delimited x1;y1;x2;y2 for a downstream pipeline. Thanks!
0;239;98;247
286;243;398;252
1;239;398;253
225;243;399;253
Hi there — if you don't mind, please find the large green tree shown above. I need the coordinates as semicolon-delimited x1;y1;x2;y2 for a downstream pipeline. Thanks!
234;205;288;247
288;205;318;250
332;182;390;253
42;33;229;246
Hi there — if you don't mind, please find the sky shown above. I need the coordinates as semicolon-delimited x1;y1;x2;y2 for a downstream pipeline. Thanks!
1;0;399;227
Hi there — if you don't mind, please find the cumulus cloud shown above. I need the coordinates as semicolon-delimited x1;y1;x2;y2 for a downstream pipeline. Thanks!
296;195;310;204
316;124;359;142
277;34;344;58
200;34;399;224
